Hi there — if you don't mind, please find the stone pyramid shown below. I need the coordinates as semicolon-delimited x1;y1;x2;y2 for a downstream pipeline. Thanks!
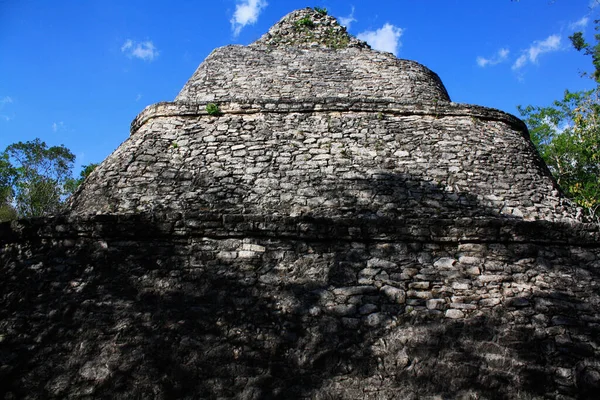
69;7;578;222
2;8;599;400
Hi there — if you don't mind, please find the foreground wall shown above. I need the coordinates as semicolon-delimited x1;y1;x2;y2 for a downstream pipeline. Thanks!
1;214;599;399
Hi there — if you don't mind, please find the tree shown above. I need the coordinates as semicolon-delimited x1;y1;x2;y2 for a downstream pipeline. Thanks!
518;90;600;215
518;21;600;219
0;154;17;222
77;163;99;186
64;162;99;195
0;138;76;219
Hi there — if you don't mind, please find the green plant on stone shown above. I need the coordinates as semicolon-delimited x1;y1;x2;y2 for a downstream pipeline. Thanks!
206;103;221;116
171;141;179;149
324;28;350;49
313;7;327;15
296;17;315;28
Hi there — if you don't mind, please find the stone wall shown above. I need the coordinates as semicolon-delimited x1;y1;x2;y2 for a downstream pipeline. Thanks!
70;100;578;222
1;214;599;399
175;47;450;104
176;8;448;105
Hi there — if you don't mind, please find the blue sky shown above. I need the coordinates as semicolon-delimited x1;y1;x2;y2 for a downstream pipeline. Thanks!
1;0;598;174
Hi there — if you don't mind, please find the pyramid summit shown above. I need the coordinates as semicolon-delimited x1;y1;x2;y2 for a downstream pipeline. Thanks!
251;7;370;49
2;8;599;399
174;7;449;105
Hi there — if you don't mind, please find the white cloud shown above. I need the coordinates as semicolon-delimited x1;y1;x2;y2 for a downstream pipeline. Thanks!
0;96;14;121
135;94;142;102
512;34;561;70
476;48;510;67
513;54;528;70
52;121;65;132
0;96;13;108
121;39;133;52
121;39;159;62
590;0;599;9
357;23;403;56
230;0;268;37
570;16;589;30
339;6;356;29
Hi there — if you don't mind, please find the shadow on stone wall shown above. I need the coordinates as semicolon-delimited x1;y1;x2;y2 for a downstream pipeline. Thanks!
1;174;598;399
326;172;520;220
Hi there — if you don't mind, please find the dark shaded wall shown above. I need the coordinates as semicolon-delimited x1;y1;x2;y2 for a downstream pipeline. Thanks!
1;213;599;399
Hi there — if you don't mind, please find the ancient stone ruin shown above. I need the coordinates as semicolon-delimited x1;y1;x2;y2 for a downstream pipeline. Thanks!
1;8;599;399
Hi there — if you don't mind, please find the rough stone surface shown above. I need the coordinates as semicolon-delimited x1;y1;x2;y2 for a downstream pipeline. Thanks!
1;215;599;399
69;100;578;222
2;7;599;400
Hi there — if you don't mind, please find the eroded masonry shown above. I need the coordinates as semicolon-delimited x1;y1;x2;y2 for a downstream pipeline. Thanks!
2;8;599;399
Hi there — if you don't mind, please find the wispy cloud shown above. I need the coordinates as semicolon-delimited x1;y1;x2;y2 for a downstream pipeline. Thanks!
357;23;403;56
0;96;12;108
0;96;14;121
135;94;142;102
52;121;65;132
477;48;510;67
121;39;159;62
512;34;561;70
339;6;356;29
570;16;589;30
230;0;268;37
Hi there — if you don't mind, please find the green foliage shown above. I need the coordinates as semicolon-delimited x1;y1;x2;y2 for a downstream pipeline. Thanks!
296;17;315;28
0;203;17;222
519;89;600;217
79;163;98;181
0;183;16;222
205;103;221;116
65;163;99;193
323;27;350;49
313;7;327;15
569;26;600;82
0;138;76;219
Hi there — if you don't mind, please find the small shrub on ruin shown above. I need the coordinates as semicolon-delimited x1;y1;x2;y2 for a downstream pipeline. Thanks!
296;17;315;28
206;103;221;116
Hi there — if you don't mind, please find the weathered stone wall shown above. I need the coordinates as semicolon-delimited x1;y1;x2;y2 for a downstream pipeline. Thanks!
1;214;599;399
175;47;450;104
176;8;448;105
71;101;578;222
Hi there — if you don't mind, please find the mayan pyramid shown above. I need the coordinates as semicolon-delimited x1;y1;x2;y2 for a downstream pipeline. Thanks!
2;8;599;399
68;8;579;222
